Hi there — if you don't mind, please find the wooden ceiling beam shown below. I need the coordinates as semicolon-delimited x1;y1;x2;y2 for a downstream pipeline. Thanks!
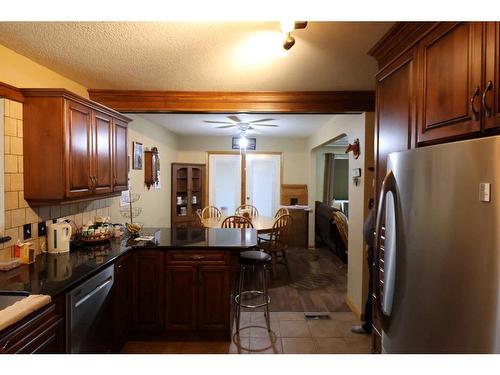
88;90;375;113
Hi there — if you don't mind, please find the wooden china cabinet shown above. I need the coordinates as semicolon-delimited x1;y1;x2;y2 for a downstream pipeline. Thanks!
171;163;206;229
369;21;500;353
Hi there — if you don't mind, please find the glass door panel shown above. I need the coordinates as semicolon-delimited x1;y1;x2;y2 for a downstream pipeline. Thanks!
208;154;242;215
245;154;281;217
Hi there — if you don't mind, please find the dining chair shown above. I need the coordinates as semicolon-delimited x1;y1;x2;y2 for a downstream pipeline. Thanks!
201;205;222;220
235;205;259;217
274;207;290;218
259;214;291;278
258;207;291;243
221;215;254;229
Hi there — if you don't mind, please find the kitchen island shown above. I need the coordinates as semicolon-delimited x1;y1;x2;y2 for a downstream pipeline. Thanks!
0;227;257;353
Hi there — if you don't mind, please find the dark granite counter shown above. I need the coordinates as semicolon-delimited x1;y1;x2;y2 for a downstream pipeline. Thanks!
0;227;257;298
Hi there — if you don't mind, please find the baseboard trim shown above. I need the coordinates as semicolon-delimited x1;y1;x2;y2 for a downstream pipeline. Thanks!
345;295;364;321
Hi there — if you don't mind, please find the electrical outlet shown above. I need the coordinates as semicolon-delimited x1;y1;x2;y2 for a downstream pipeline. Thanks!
38;221;47;237
23;223;32;240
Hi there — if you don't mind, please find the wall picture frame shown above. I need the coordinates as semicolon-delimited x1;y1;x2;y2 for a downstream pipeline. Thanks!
133;141;143;170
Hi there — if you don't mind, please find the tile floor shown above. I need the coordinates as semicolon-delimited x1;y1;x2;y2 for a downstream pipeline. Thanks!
122;311;372;354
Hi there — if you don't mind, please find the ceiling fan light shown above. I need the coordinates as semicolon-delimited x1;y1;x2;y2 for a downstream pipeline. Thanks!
283;33;295;50
238;136;249;149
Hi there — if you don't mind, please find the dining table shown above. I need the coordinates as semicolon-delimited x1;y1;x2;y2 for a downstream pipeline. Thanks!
201;215;276;234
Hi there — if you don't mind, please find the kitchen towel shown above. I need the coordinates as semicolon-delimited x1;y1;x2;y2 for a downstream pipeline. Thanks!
0;294;52;331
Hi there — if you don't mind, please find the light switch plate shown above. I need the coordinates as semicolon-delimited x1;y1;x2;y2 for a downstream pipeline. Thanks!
479;182;491;202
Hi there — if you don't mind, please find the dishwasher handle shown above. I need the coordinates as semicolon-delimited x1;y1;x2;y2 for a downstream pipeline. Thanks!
74;276;113;309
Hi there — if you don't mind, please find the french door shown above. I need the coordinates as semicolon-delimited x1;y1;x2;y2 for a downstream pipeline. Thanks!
208;152;281;216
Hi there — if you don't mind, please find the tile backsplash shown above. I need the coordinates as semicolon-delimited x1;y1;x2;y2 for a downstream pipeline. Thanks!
1;98;116;261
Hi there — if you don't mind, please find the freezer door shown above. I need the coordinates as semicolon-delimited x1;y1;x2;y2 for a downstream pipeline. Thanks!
380;136;500;353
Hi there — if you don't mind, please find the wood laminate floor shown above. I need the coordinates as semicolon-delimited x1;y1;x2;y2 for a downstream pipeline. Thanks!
265;246;350;312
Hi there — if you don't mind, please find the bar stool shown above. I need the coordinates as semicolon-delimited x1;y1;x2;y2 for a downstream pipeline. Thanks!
234;250;272;333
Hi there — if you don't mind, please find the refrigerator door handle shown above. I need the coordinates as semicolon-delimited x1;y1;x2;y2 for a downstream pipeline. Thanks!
375;169;398;318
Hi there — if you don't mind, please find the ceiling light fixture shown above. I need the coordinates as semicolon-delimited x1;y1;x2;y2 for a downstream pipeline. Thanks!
281;21;308;50
238;134;249;149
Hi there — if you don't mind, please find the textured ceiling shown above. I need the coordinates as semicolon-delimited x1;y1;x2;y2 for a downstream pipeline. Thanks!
136;113;338;137
0;22;392;91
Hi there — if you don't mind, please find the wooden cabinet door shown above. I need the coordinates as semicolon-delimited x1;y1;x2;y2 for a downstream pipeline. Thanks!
64;99;93;198
132;251;164;334
417;22;483;144
197;265;230;331
375;49;416;202
165;265;198;331
113;119;128;191
484;22;500;130
92;111;113;194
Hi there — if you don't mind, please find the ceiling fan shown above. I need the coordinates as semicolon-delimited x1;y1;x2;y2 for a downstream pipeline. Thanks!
203;115;278;133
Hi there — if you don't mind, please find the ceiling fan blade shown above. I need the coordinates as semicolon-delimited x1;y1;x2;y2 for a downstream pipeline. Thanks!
216;125;236;129
227;115;243;123
203;120;234;124
248;118;276;123
252;124;279;127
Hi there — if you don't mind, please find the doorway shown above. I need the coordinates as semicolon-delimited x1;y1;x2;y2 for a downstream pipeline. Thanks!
207;152;281;216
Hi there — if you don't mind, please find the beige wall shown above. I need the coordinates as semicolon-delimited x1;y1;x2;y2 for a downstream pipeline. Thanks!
308;113;375;318
177;135;309;185
110;115;178;228
0;44;88;98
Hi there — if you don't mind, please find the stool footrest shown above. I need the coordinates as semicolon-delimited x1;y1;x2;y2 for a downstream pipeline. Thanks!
235;291;271;309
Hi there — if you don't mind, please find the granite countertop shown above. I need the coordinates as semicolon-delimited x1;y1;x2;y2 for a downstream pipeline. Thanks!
0;227;257;298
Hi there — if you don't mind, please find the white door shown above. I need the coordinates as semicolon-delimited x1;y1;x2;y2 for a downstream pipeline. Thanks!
208;154;242;215
245;154;281;217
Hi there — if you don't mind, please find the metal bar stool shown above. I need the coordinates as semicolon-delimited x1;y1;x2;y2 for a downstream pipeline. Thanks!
234;250;272;333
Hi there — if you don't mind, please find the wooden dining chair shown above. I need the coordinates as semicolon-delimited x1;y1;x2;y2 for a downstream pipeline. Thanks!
235;205;259;217
201;206;222;220
221;215;254;229
259;214;291;278
258;207;291;243
274;207;289;218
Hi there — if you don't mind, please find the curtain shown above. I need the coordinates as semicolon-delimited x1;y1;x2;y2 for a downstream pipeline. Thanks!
323;153;334;205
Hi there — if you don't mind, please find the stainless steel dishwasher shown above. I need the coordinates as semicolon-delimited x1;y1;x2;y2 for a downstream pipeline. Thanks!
67;265;114;353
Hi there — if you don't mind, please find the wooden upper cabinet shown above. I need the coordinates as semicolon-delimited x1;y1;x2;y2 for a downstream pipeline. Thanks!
22;89;131;205
65;100;93;198
113;119;129;191
375;49;415;200
417;22;483;144
92;111;113;194
484;22;500;130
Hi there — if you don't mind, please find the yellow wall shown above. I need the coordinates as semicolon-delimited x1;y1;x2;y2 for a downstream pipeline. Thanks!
110;115;178;227
0;44;88;98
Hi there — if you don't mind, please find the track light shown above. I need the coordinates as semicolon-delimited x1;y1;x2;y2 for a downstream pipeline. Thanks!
283;33;295;50
280;21;307;50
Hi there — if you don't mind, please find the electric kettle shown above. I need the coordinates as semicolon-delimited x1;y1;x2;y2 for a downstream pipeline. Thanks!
47;220;72;253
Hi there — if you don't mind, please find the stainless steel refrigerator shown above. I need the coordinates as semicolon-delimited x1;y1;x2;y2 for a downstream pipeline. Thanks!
376;136;500;354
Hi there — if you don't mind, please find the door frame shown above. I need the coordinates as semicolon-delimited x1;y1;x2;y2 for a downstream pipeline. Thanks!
206;151;283;210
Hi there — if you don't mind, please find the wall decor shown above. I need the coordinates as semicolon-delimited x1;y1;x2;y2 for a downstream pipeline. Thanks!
144;147;160;190
133;141;143;170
